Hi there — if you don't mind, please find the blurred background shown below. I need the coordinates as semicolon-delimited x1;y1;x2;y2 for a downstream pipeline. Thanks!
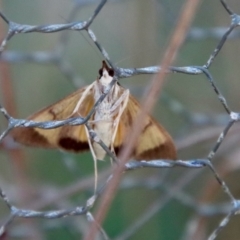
0;0;240;239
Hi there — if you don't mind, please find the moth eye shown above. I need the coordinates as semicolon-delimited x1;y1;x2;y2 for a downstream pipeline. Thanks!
109;69;114;77
99;69;103;77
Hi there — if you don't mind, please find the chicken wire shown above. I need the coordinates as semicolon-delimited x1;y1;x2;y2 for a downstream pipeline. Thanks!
0;0;239;239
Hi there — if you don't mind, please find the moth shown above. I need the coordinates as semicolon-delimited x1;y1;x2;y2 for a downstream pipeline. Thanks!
11;61;176;185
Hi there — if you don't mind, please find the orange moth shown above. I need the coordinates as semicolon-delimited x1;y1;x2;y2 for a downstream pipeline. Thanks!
11;61;176;186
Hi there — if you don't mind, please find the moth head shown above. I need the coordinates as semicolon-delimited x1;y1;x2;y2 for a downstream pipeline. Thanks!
98;61;114;86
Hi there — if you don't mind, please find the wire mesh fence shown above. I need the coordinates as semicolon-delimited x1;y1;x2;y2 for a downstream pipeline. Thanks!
0;0;240;239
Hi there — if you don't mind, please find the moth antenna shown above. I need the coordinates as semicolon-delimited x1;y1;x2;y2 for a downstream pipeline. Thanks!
84;125;99;192
114;54;135;65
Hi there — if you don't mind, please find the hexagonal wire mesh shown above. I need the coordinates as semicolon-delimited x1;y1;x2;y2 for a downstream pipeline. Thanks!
0;0;240;239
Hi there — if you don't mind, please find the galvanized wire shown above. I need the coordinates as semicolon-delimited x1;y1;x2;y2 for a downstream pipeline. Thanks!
0;0;240;239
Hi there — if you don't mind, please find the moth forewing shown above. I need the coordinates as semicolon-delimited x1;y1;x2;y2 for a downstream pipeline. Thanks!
113;93;177;160
11;86;94;151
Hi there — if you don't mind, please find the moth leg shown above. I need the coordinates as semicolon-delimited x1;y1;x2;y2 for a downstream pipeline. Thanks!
110;89;130;158
110;89;129;114
72;83;94;115
84;125;98;193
